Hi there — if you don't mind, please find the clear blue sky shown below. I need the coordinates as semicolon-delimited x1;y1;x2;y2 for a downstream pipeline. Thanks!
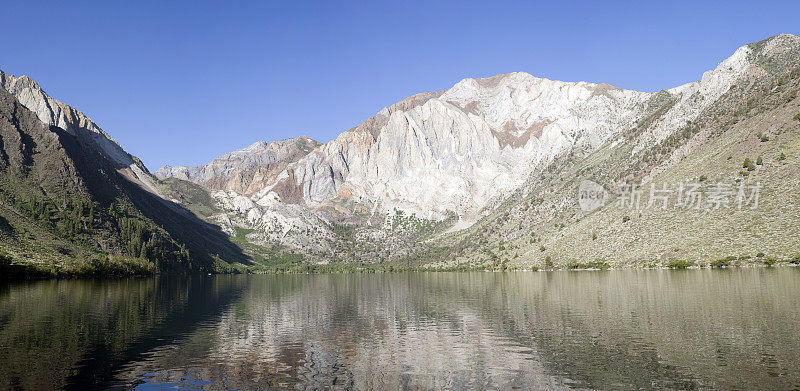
1;1;798;169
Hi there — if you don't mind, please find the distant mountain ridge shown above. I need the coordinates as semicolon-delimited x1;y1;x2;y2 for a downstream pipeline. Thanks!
155;136;320;197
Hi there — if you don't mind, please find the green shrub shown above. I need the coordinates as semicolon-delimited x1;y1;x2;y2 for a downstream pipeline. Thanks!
743;158;756;171
793;113;800;121
666;260;694;269
575;259;611;269
778;152;787;161
763;258;777;266
67;254;157;276
622;216;631;223
710;258;732;268
756;156;763;165
0;250;12;264
756;252;766;258
565;261;580;269
790;255;800;265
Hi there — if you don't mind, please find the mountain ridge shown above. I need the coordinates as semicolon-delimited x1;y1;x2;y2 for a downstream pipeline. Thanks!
0;69;161;196
3;33;799;274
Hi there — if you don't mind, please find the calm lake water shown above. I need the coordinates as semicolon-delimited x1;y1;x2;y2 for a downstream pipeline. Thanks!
1;269;799;390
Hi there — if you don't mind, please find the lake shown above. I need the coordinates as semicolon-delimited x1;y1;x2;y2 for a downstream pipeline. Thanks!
1;269;799;390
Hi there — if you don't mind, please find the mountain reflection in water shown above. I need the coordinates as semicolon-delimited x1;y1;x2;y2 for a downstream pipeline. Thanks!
1;269;799;390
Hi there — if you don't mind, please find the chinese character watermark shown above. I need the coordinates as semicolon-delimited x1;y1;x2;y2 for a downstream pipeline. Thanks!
612;181;761;210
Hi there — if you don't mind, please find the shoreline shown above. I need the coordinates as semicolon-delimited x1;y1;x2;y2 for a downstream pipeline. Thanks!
2;261;798;281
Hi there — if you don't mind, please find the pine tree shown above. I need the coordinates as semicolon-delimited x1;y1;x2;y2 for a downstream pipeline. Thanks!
87;204;94;229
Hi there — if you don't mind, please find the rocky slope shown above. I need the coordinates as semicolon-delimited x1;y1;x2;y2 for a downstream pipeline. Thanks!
0;70;160;195
154;137;331;253
432;33;800;268
0;72;246;276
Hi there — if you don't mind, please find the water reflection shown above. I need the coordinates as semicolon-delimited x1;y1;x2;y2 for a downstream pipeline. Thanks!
1;269;799;390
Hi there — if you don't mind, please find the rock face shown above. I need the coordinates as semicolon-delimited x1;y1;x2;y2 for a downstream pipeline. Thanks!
155;137;320;197
0;70;159;195
276;75;652;220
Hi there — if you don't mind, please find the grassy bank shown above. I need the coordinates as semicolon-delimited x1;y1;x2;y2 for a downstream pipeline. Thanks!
3;247;799;279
